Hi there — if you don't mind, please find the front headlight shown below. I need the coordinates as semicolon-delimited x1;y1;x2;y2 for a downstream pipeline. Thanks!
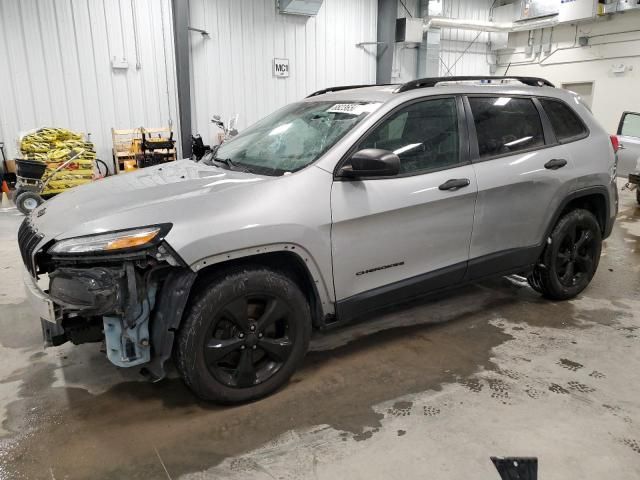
49;225;170;255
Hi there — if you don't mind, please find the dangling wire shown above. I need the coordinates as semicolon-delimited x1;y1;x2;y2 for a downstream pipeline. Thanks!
399;0;413;18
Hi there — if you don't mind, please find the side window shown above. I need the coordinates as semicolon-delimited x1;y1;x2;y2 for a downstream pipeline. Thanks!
359;98;460;174
619;112;640;138
469;97;545;158
539;98;587;143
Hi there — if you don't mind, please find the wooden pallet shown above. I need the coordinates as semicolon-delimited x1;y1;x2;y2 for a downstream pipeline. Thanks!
111;127;177;173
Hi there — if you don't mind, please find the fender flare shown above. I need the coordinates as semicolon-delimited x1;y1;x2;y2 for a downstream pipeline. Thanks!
145;244;333;380
541;186;612;244
190;243;334;316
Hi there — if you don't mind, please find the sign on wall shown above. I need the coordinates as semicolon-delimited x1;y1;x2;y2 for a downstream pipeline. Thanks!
273;58;290;77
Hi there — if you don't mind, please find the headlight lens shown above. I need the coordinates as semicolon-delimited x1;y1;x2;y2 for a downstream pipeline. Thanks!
50;226;167;255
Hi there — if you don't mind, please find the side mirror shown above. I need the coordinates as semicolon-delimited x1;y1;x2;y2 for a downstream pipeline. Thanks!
338;149;400;178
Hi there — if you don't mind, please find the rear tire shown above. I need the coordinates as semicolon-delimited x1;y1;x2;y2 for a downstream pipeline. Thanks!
176;266;311;404
530;209;601;300
16;191;43;215
636;188;640;205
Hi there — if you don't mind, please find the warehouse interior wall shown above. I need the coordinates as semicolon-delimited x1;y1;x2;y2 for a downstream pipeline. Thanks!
437;0;493;76
393;0;493;84
187;0;378;140
0;0;179;169
495;10;640;133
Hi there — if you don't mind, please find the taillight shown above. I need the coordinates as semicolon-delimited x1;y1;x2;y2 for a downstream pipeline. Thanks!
610;135;620;153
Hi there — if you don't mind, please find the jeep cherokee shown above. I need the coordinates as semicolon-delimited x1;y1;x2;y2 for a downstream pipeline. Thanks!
19;76;618;403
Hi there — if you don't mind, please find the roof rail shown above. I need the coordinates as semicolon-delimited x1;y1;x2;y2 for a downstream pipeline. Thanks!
395;76;555;93
306;84;393;98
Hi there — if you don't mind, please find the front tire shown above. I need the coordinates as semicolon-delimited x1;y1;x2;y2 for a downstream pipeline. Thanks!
530;209;602;300
176;266;311;403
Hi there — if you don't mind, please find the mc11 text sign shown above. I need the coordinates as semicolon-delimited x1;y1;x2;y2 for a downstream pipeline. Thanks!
273;58;290;77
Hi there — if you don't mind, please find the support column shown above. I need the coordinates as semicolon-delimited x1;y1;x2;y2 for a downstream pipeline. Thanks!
376;0;397;84
417;0;441;78
172;0;192;158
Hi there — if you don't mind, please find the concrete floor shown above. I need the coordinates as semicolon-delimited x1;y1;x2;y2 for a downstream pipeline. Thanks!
1;185;639;480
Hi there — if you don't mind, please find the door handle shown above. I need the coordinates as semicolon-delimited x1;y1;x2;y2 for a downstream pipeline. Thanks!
544;158;567;170
438;178;470;191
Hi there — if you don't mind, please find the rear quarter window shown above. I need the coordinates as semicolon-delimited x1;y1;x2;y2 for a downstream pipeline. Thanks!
539;98;588;143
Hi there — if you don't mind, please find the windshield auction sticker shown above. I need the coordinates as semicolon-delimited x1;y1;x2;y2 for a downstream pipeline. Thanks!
327;103;381;116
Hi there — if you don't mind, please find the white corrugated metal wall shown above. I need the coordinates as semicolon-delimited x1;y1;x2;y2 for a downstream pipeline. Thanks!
0;0;179;169
188;0;378;138
439;0;492;76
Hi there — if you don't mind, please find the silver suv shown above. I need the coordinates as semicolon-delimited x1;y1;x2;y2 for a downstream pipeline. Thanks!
20;76;618;403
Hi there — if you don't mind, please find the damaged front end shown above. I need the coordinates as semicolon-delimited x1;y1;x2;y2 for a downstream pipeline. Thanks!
19;220;196;381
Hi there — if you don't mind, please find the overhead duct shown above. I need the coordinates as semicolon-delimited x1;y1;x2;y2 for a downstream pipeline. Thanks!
277;0;323;16
423;16;559;34
424;0;640;34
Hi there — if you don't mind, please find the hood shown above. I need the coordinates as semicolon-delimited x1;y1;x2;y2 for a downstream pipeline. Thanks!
31;160;267;239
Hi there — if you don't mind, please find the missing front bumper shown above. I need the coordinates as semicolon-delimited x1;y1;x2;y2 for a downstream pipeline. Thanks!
23;258;197;379
41;318;66;347
23;267;56;323
23;267;72;347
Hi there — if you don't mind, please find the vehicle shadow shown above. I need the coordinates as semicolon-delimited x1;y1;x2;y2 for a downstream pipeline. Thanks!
56;274;546;411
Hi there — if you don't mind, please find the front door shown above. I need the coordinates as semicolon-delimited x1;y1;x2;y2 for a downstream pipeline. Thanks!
330;97;477;318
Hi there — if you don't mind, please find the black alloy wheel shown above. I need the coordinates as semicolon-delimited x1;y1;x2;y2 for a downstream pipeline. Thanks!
529;208;602;300
554;224;598;288
176;266;311;403
204;295;295;388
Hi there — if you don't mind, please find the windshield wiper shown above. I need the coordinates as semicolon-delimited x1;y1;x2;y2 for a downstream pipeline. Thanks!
212;156;233;168
212;156;253;173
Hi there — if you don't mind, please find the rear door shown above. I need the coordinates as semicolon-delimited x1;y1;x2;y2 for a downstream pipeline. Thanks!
617;111;640;177
465;95;576;279
331;96;477;316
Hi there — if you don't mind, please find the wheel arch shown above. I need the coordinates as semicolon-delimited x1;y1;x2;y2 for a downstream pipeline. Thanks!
544;186;610;242
190;244;334;328
145;245;333;381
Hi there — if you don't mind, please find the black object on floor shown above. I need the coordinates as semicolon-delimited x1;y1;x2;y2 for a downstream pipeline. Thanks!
491;457;538;480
